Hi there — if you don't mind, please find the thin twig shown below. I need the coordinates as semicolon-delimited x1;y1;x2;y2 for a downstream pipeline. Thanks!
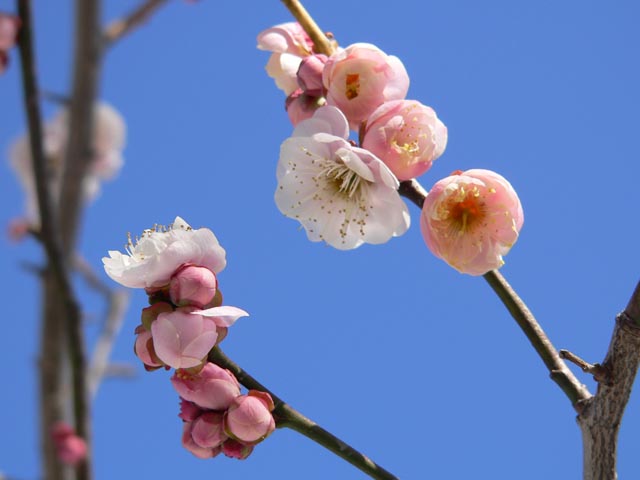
280;0;335;56
559;350;612;385
102;0;169;48
89;289;130;398
209;348;399;480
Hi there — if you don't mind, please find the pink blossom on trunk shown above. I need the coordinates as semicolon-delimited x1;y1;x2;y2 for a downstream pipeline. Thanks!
362;100;448;180
420;169;524;275
51;422;87;466
323;43;409;130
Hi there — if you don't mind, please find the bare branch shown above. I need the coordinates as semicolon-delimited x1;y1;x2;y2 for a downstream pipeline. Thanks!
102;0;169;49
484;270;591;405
209;348;399;480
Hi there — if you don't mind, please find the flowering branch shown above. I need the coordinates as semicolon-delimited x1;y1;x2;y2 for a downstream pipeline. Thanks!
280;0;334;56
208;347;399;480
102;0;169;48
398;179;591;406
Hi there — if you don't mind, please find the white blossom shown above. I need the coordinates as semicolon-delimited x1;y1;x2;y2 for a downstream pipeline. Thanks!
103;217;227;289
275;106;410;250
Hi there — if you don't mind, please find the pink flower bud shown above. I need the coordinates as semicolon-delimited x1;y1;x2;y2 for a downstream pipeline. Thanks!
133;325;164;370
323;43;409;130
181;422;221;459
191;412;228;449
420;169;524;275
362;100;448;180
222;439;254;460
151;310;218;369
171;362;241;410
169;264;218;308
178;398;204;422
297;54;328;96
224;392;276;445
285;89;326;126
51;422;87;466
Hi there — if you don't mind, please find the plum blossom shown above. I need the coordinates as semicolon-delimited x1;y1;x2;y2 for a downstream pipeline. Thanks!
8;102;126;225
171;362;241;410
191;412;228;449
182;422;221;459
285;88;326;126
150;309;219;370
102;216;226;289
420;169;523;275
323;43;409;130
224;391;276;445
275;106;410;250
169;264;218;308
257;22;314;95
362;100;448;180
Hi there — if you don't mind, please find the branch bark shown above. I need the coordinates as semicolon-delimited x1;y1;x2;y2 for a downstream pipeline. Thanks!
578;281;640;480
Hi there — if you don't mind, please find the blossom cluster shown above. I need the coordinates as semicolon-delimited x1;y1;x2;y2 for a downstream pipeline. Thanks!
175;364;275;459
259;22;523;275
103;217;275;460
0;12;20;75
8;102;126;236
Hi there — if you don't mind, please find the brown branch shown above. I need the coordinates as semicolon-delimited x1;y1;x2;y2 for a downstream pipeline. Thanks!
209;347;399;480
483;270;591;405
15;1;83;478
559;349;612;385
280;0;335;56
102;0;169;48
55;0;104;477
578;281;640;479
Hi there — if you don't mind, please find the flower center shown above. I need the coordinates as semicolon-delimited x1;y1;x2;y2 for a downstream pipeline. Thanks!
446;187;484;234
318;161;365;199
345;73;360;100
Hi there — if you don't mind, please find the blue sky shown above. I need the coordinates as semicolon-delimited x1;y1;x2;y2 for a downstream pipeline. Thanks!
1;0;640;478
